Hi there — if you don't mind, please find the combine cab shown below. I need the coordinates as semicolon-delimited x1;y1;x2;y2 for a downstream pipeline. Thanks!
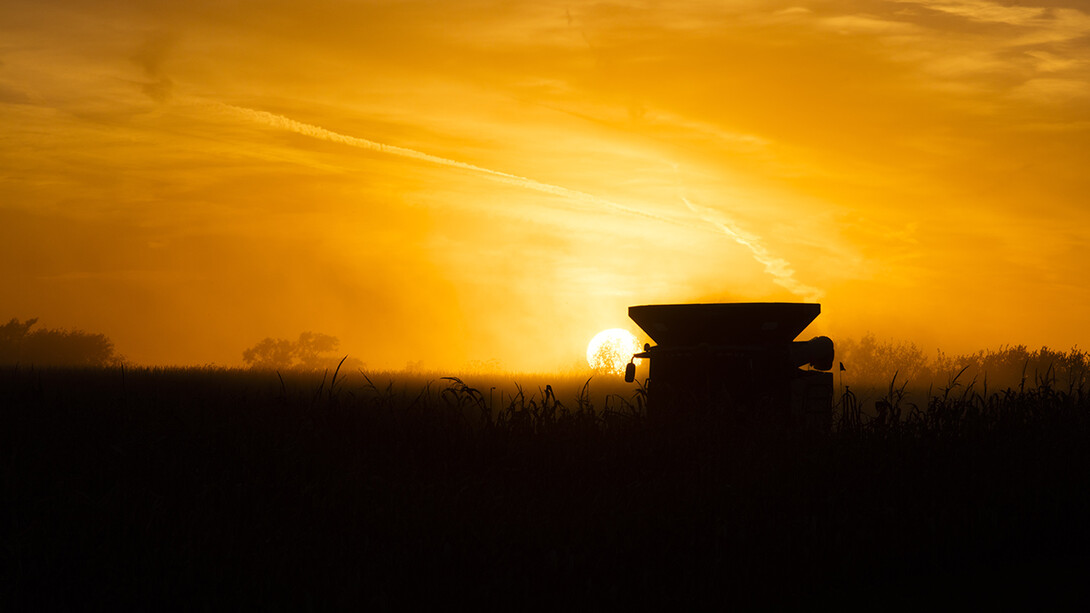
625;303;835;429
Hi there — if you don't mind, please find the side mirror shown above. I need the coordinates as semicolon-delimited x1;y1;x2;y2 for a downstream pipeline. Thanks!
624;361;636;383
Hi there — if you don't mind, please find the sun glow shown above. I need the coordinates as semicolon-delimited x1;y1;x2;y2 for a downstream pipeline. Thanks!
586;329;643;375
3;1;1089;368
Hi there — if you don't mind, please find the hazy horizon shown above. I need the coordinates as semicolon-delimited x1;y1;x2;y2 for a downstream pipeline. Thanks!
4;0;1088;370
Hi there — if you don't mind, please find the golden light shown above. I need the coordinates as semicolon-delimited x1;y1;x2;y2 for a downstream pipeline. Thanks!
586;328;643;375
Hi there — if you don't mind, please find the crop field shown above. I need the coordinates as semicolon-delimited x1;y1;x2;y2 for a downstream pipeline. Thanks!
4;360;1090;608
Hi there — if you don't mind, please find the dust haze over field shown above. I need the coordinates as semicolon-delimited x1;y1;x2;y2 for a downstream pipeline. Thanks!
3;0;1089;369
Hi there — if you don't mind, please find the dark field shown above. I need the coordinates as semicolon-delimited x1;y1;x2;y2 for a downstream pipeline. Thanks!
4;365;1090;609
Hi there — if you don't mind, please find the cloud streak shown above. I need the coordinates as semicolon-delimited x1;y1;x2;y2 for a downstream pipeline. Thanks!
220;103;824;301
682;196;824;302
219;104;686;229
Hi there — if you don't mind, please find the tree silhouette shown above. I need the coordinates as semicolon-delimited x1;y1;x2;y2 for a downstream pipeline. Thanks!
0;317;121;367
293;332;340;370
835;333;928;385
836;334;1089;392
242;332;360;371
590;342;626;375
241;338;296;370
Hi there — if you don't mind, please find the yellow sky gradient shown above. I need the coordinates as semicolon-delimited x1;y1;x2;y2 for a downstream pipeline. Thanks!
2;0;1088;370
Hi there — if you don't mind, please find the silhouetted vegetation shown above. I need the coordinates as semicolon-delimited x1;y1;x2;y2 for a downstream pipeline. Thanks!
4;351;1089;608
837;333;1087;410
242;331;363;371
0;317;121;367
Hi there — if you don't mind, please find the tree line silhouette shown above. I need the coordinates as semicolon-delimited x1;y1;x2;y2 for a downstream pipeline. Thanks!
837;332;1087;393
242;331;362;371
0;318;121;367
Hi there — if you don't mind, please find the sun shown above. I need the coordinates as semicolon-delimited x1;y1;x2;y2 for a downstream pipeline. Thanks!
586;329;642;375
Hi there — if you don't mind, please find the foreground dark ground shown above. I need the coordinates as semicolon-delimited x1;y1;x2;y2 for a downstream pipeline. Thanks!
4;366;1090;609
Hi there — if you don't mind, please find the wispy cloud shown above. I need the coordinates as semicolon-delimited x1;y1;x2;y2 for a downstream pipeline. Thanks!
899;0;1047;26
1025;50;1083;73
896;0;1090;43
818;14;917;35
681;196;824;302
222;103;827;301
5;0;1089;364
1009;77;1090;101
219;103;687;229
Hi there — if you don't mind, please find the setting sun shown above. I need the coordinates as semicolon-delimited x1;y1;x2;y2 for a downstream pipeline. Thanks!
5;2;1090;605
586;329;642;375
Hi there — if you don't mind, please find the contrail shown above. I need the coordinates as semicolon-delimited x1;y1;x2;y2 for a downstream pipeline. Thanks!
219;103;823;300
219;104;684;228
682;196;825;301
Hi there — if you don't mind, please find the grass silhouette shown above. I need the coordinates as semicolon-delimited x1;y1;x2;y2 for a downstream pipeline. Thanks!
3;361;1090;608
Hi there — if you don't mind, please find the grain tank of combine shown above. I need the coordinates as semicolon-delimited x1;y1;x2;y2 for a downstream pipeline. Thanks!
624;303;835;429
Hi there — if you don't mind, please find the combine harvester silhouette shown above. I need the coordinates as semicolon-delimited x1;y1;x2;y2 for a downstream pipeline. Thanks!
624;303;835;430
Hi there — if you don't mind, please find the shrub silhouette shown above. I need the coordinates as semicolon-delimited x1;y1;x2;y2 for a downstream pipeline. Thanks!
836;332;929;385
839;334;1088;398
0;317;121;367
242;331;361;370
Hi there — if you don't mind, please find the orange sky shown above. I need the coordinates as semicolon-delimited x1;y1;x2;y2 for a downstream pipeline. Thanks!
2;0;1089;370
